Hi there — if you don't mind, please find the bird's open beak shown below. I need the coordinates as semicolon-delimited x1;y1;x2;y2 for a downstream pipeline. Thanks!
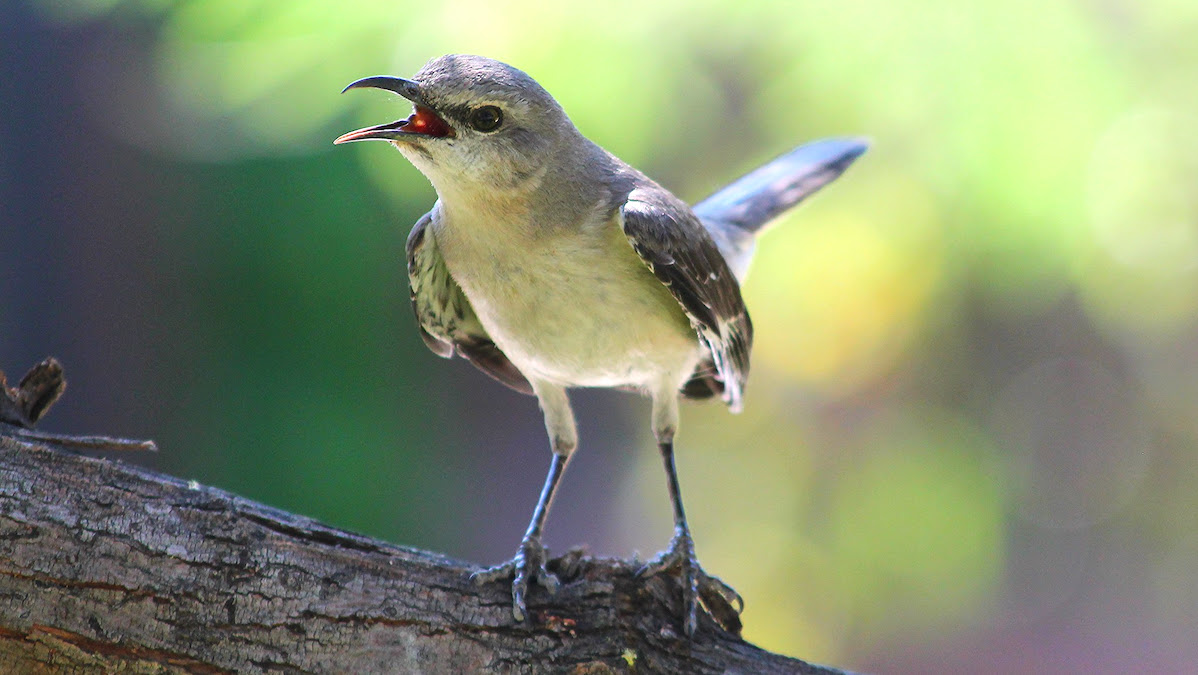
334;76;454;144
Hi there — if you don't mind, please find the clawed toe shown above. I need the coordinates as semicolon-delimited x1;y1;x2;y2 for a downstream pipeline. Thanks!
695;571;743;635
471;537;560;622
639;533;743;636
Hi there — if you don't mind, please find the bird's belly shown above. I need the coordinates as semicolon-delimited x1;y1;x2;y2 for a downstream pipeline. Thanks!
487;286;700;388
446;235;700;388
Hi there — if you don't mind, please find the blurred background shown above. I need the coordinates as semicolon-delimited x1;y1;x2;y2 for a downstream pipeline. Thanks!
3;0;1197;672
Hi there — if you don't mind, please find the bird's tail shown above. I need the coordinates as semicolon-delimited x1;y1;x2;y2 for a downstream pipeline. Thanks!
694;137;868;282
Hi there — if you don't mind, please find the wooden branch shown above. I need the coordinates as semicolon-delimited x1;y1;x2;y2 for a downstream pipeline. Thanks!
0;436;855;674
0;360;850;673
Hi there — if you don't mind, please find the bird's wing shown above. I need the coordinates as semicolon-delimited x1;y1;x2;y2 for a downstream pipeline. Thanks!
406;212;534;395
620;189;753;411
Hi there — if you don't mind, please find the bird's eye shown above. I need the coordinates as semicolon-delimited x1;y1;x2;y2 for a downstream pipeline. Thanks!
469;106;503;132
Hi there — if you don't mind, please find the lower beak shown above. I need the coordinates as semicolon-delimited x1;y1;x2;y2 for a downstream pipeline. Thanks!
334;119;417;144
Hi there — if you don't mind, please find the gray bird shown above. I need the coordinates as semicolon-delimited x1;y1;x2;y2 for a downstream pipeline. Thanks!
335;54;866;636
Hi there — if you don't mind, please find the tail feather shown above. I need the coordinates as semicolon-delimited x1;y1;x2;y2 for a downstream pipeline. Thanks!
695;137;868;281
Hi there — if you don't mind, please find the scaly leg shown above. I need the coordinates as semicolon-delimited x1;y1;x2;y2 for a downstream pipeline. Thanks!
472;381;576;622
639;393;743;636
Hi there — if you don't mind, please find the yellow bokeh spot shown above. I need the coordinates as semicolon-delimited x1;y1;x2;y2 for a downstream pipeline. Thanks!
745;177;941;395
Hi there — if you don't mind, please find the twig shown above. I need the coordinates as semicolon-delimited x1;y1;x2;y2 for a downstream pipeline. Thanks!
0;358;157;452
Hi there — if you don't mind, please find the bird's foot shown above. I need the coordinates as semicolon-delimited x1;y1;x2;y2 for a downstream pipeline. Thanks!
471;536;560;622
639;530;744;636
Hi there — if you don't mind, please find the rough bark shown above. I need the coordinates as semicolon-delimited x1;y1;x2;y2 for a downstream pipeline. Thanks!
0;435;850;674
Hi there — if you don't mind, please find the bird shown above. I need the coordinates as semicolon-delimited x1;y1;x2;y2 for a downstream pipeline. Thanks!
335;54;866;637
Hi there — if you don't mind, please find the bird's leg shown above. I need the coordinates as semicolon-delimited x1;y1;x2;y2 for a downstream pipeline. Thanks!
643;435;702;636
472;454;566;620
639;393;743;636
472;382;576;622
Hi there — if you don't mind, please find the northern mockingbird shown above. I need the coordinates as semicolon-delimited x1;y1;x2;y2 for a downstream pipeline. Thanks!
335;54;865;636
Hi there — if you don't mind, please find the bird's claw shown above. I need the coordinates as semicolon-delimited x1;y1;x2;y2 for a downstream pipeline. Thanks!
639;531;743;636
472;536;560;622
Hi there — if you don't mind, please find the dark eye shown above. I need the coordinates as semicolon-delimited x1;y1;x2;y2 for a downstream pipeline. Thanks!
469;105;503;132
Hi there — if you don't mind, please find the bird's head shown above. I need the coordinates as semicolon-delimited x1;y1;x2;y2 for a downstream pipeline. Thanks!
336;55;574;195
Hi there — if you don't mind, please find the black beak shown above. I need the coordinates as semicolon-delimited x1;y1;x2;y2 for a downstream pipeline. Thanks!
340;76;423;103
335;76;454;144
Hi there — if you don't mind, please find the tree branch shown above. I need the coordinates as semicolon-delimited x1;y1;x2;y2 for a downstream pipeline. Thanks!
0;362;850;673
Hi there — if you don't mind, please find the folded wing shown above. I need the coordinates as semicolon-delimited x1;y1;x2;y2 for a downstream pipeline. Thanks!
621;190;753;411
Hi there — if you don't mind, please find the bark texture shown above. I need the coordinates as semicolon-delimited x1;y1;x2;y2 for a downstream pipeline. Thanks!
0;436;850;674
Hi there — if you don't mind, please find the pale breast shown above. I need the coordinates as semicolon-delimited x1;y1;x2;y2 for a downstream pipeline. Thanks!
432;210;701;388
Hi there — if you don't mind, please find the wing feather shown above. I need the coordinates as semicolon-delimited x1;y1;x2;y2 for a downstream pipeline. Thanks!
620;189;753;410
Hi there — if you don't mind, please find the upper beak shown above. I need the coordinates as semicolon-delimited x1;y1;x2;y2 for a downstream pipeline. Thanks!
334;76;453;144
341;76;423;101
